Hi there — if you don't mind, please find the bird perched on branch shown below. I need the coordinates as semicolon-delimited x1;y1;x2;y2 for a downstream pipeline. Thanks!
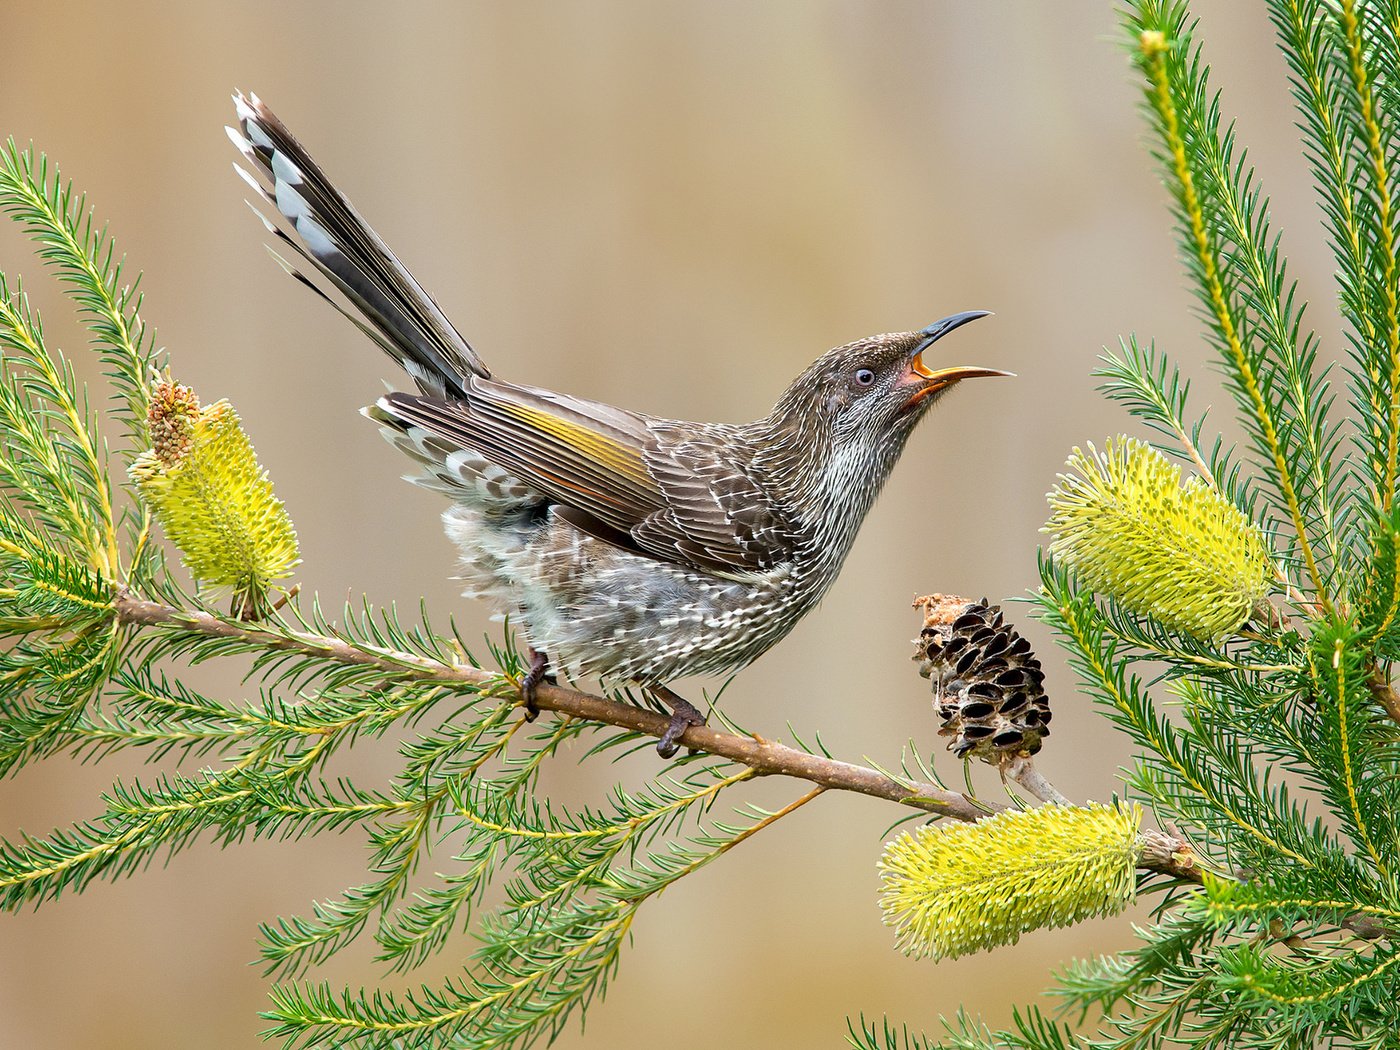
228;92;1008;757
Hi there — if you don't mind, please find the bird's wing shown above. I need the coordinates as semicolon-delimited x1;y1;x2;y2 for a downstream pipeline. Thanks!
376;385;792;576
635;429;797;575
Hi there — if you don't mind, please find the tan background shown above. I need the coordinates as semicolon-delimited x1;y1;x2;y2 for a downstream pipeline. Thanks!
0;3;1327;1048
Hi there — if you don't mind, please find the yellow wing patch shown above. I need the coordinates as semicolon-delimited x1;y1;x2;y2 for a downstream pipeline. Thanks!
499;403;652;487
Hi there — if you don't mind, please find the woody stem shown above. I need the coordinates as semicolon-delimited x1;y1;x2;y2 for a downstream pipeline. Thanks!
114;592;1200;881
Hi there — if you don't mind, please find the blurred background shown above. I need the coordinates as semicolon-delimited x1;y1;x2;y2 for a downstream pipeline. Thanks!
0;2;1336;1048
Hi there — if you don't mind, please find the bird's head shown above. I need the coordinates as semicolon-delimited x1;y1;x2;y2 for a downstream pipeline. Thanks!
769;311;1007;466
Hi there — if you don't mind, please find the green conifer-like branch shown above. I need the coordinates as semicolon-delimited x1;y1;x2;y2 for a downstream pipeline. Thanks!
5;5;1400;1047
0;279;115;575
0;144;1197;1049
1336;0;1400;518
862;3;1399;1047
1272;1;1392;543
0;140;158;443
1137;18;1334;611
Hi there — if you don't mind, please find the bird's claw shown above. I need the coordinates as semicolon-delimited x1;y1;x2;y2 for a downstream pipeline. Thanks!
652;689;707;759
519;649;553;722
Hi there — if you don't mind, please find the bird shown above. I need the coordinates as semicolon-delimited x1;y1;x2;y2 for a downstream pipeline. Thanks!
227;91;1010;757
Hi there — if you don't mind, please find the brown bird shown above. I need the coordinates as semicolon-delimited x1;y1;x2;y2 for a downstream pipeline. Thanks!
228;92;1009;756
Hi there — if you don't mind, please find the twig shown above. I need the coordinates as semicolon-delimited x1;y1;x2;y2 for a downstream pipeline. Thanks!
1366;664;1400;726
1003;755;1073;806
269;583;301;613
1138;827;1201;883
113;593;1202;881
1342;912;1400;941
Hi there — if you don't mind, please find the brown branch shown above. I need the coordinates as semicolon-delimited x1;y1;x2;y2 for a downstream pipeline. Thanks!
1366;664;1400;726
1003;755;1074;807
116;594;991;818
1139;828;1202;883
1342;912;1400;941
113;593;1202;881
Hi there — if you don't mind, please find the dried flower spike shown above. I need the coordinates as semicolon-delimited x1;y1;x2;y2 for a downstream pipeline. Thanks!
131;380;299;618
879;802;1141;960
146;376;200;467
1044;437;1272;641
913;594;1051;761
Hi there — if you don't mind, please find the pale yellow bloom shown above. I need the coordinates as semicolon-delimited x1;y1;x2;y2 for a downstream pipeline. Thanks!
879;802;1141;960
131;381;298;617
1045;438;1272;640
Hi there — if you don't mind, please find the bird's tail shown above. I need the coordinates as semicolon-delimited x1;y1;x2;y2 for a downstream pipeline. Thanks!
228;91;487;397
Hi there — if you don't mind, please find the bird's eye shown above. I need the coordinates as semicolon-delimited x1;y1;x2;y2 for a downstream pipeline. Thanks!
853;367;876;387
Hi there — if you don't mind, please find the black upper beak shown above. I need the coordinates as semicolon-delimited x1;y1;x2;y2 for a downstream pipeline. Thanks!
916;310;994;350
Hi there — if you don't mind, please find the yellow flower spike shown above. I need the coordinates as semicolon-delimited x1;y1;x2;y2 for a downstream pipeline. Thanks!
1044;437;1273;641
131;379;299;618
879;802;1141;961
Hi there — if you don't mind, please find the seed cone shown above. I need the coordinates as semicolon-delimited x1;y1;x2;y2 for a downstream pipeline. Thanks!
913;594;1051;761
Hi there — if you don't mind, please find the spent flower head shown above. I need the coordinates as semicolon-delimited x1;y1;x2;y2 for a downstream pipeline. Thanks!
146;376;201;467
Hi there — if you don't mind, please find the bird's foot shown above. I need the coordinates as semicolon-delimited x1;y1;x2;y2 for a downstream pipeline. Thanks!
518;648;554;722
649;685;707;759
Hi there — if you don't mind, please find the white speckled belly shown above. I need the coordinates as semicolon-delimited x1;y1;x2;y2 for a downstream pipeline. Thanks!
443;503;811;683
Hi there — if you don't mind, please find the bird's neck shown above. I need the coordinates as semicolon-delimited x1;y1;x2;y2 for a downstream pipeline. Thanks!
749;414;909;570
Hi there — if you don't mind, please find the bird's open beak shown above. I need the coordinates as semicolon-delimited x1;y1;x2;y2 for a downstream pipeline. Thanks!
901;311;1012;409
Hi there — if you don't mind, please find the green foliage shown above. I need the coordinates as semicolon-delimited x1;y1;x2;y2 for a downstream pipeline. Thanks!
846;1009;1077;1050
0;139;159;447
4;3;1400;1046
875;1;1400;1047
1356;505;1400;657
261;763;806;1050
0;132;842;1048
